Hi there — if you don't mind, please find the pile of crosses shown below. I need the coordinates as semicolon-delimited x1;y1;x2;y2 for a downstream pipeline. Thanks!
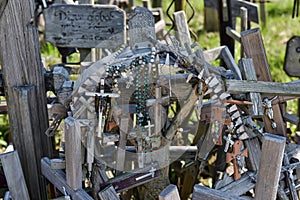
40;1;300;200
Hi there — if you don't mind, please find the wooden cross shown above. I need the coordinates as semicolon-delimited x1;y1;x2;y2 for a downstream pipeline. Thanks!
226;140;248;180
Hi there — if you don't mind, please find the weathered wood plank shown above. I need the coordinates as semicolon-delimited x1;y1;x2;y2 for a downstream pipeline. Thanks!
244;138;261;172
1;151;30;200
65;116;82;190
98;185;120;200
226;80;300;96
241;27;286;135
45;4;126;48
0;0;53;198
159;184;181;200
41;157;93;200
241;28;271;81
239;58;263;117
192;185;247;200
11;86;45;200
255;134;286;200
219;172;256;196
173;10;191;48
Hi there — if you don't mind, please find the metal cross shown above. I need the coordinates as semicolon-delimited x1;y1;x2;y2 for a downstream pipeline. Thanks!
135;166;156;181
226;140;248;180
144;120;155;137
223;133;234;152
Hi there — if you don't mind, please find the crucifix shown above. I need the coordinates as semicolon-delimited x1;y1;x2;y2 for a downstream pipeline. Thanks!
223;133;234;153
86;82;120;139
226;140;248;180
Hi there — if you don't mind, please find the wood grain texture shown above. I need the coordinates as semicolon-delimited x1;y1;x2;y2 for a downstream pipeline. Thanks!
65;116;82;190
0;1;53;198
98;185;120;200
1;151;30;200
173;10;191;48
226;80;300;96
192;185;247;200
41;157;93;200
255;134;285;200
159;184;181;200
0;0;7;18
239;58;263;117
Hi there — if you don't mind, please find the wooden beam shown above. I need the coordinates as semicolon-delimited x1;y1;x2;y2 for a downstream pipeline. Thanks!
192;185;247;200
255;134;286;200
1;151;30;200
226;80;300;96
41;157;93;200
226;26;241;42
239;58;263;117
65;116;82;190
159;184;181;200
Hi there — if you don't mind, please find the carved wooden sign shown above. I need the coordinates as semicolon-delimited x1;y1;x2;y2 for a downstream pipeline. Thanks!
284;36;300;77
44;4;126;48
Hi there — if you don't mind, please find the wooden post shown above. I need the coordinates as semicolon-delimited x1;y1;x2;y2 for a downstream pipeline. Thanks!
175;0;186;12
204;0;219;32
65;115;82;190
241;28;286;136
218;0;235;57
1;151;30;200
255;134;286;200
259;1;266;26
240;7;248;57
0;1;54;198
78;0;95;65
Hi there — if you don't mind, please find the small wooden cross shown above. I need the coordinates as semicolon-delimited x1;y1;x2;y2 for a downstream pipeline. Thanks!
226;140;248;180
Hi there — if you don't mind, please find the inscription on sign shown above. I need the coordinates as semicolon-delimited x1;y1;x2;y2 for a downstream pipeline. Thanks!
128;7;156;49
45;4;126;48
